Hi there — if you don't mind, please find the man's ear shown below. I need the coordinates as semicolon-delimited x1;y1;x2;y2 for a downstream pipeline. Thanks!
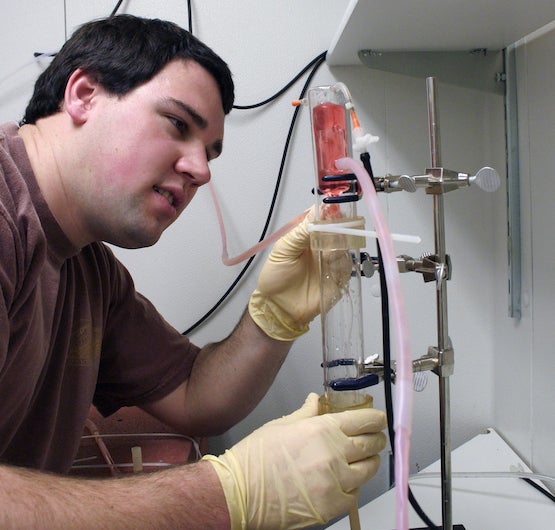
63;68;100;124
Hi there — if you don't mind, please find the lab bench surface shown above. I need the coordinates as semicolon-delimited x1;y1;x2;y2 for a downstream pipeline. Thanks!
327;428;555;529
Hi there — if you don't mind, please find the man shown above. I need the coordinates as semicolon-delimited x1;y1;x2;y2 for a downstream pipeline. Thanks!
0;14;386;529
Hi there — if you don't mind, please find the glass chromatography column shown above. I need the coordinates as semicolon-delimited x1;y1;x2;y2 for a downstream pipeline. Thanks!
307;84;371;413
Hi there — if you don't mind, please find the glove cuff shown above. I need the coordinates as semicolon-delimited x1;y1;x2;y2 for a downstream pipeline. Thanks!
201;454;247;530
248;290;309;341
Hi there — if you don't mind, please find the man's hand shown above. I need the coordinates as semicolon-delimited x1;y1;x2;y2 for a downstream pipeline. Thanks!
203;393;387;529
248;209;320;341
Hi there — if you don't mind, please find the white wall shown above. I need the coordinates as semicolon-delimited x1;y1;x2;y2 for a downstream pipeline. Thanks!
2;0;532;514
0;1;65;121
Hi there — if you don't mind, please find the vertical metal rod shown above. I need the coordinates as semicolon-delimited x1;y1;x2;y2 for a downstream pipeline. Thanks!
426;77;453;530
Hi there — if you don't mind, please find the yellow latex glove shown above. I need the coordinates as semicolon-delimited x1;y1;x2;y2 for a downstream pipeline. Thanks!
202;393;387;530
248;208;321;341
249;208;354;341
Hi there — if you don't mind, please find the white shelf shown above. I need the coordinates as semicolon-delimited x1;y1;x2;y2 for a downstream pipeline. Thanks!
327;0;555;65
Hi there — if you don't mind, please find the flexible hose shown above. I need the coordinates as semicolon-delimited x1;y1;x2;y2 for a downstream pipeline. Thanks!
208;182;309;265
336;157;413;530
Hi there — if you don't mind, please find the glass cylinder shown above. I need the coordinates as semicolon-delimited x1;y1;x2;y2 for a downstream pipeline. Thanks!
308;85;370;412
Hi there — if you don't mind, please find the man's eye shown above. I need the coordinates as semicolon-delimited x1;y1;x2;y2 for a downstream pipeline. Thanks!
168;116;188;135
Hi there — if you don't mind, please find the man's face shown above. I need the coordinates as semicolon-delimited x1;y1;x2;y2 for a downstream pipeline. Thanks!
76;59;225;248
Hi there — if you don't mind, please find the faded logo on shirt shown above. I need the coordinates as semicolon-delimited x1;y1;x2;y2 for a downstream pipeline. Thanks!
68;320;102;366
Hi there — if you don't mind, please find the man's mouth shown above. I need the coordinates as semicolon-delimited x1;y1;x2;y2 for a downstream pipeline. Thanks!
153;185;174;206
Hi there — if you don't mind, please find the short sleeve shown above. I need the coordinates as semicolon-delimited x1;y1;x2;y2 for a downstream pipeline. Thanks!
90;245;200;416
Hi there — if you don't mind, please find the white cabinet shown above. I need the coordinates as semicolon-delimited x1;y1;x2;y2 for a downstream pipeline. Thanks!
327;0;555;65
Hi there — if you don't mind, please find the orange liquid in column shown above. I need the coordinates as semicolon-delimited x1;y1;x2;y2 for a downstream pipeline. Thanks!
313;102;351;197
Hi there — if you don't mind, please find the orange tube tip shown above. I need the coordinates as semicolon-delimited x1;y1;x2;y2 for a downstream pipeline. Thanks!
351;110;361;129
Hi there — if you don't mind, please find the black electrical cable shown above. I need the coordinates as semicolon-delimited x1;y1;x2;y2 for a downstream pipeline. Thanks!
361;152;439;530
109;0;124;17
187;0;193;34
233;52;327;110
182;51;327;335
256;52;326;238
521;477;555;503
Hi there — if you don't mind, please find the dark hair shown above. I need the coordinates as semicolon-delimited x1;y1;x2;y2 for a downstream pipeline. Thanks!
21;15;234;124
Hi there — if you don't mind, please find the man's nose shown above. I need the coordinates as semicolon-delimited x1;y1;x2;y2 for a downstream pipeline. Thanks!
175;143;211;186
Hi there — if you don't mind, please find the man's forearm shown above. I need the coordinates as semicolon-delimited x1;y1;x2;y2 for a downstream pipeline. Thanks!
0;460;229;529
183;309;293;434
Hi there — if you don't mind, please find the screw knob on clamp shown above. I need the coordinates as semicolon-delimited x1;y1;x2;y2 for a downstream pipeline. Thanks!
470;166;500;192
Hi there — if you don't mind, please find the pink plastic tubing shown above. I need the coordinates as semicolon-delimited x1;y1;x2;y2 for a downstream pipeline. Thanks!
208;181;309;266
335;157;413;530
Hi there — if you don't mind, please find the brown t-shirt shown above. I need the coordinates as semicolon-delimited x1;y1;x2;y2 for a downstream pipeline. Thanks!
0;123;200;472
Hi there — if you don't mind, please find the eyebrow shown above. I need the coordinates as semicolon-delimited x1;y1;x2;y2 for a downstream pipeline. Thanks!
165;97;208;129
